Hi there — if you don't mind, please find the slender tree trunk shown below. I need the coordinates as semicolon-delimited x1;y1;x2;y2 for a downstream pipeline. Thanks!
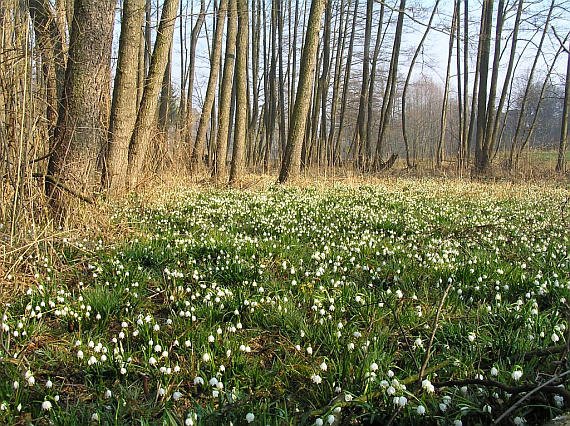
229;0;249;183
461;0;470;167
366;1;385;161
402;0;439;169
249;0;261;167
327;0;347;166
28;0;65;144
126;0;180;187
212;0;237;181
277;0;287;166
514;43;566;167
278;0;326;182
268;0;278;162
46;0;116;219
191;0;228;170
355;0;373;169
334;0;358;165
375;0;406;168
318;0;333;168
488;0;523;158
474;0;494;172
184;0;206;155
156;44;173;171
508;0;555;170
479;0;505;168
556;41;570;173
104;0;145;193
436;1;457;168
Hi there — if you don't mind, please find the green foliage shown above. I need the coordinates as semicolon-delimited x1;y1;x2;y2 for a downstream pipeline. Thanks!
1;181;569;424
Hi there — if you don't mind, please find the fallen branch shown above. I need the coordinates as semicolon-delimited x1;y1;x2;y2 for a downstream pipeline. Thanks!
433;377;570;402
494;370;570;424
32;173;95;204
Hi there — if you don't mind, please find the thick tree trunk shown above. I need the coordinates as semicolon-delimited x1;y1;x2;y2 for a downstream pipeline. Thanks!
46;0;116;219
104;0;145;193
229;0;249;184
126;0;179;188
278;0;326;183
473;0;494;172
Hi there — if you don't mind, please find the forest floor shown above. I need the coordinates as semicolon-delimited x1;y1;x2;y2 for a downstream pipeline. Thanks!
0;177;569;425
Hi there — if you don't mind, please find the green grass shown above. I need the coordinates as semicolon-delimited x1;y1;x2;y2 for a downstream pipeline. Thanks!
1;179;569;425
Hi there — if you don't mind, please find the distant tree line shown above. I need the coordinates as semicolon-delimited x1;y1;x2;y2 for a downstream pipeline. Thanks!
0;0;569;225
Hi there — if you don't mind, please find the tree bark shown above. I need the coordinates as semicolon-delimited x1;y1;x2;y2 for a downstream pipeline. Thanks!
126;0;179;188
191;0;228;170
402;0;439;169
212;0;237;181
28;0;65;144
436;1;457;168
375;0;406;168
183;0;206;155
556;41;570;173
333;0;358;165
46;0;116;219
355;0;373;169
104;0;145;193
278;0;326;182
229;0;249;184
473;0;494;172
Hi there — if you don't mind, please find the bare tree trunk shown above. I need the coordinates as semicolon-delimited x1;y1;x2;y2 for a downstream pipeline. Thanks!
104;0;145;193
514;43;566;167
184;0;206;155
375;0;406;169
366;1;385;162
473;0;493;173
278;0;326;182
191;0;228;170
477;0;505;169
327;0;347;166
28;0;65;144
508;0;555;170
229;0;249;183
277;0;287;166
317;0;333;168
46;0;116;219
212;0;237;181
355;0;373;169
402;0;439;169
436;1;457;168
126;0;180;187
556;40;570;173
487;0;523;157
334;0;358;165
268;0;278;163
156;44;173;171
461;0;470;167
249;0;261;167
